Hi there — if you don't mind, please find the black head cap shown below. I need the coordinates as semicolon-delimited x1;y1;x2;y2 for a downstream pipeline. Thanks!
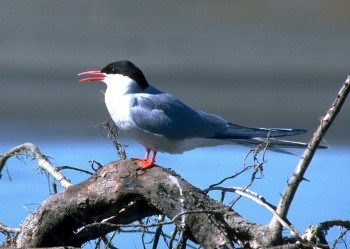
101;60;149;90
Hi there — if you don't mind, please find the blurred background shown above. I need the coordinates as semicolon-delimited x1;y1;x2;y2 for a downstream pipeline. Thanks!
1;0;349;144
1;1;350;248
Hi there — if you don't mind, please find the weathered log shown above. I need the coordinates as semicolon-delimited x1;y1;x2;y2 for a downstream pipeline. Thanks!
16;160;274;248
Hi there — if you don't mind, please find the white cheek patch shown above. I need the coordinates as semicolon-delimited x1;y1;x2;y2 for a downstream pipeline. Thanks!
104;74;135;94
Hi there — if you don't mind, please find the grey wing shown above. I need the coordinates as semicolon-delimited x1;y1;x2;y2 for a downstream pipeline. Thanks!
213;123;307;139
129;93;226;140
130;92;307;143
211;122;309;150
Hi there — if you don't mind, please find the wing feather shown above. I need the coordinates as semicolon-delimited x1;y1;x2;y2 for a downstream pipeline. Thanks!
213;123;307;139
129;90;307;148
130;93;222;139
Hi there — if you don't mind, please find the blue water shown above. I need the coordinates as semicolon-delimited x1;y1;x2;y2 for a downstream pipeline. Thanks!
0;138;349;248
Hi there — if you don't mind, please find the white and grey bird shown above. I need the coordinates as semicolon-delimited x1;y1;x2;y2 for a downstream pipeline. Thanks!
79;60;308;169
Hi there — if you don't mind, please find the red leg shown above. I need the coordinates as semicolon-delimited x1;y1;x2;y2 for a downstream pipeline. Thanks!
131;148;150;161
144;149;150;160
137;150;157;170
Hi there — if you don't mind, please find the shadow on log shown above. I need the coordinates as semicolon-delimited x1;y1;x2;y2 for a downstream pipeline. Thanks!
17;160;274;248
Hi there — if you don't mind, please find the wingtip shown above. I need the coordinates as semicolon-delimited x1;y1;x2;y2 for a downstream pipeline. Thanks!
295;129;308;135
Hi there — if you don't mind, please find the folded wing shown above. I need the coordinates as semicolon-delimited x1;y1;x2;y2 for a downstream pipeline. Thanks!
213;123;307;139
130;91;310;150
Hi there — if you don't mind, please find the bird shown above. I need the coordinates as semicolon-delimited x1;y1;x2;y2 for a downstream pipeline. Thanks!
79;60;309;169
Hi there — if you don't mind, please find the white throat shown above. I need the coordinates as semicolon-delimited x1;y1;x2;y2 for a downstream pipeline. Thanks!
103;74;136;132
104;74;135;96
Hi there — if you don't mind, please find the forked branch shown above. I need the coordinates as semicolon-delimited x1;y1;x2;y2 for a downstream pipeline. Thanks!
302;219;350;245
269;76;350;240
0;142;72;189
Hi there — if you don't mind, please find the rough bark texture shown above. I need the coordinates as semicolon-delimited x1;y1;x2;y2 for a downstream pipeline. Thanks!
16;160;274;248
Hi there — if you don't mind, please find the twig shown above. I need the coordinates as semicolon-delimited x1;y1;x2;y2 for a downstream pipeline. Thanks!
205;164;252;190
331;227;348;249
0;143;72;189
169;226;178;249
102;119;127;160
0;222;20;234
141;217;152;249
118;227;198;249
302;219;350;245
101;234;118;249
0;222;20;247
82;209;222;231
89;160;104;172
206;138;269;208
206;138;269;191
152;214;165;249
229;140;268;207
175;229;187;249
270;76;350;238
207;186;303;243
56;165;94;175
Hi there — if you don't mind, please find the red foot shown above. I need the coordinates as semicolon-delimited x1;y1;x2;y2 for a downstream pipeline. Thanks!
131;149;157;170
136;159;154;169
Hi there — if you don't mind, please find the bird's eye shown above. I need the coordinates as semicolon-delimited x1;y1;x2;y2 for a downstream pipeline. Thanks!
110;68;118;74
101;65;118;74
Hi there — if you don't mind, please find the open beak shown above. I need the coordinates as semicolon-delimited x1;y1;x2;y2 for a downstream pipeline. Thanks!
78;70;105;82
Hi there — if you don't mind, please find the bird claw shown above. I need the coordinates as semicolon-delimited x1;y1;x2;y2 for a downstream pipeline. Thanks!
138;160;154;169
132;159;154;170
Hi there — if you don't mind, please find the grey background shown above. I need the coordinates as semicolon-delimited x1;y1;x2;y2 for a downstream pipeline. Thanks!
1;1;349;144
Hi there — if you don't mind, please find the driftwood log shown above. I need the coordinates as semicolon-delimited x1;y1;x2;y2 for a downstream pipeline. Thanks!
16;160;276;248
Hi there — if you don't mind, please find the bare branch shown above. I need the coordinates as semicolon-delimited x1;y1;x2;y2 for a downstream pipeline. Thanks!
100;234;118;249
206;165;252;190
168;226;178;249
152;214;165;249
331;227;348;249
0;222;20;234
0;222;20;248
56;165;93;175
270;76;350;240
101;119;127;160
117;227;198;249
80;209;226;236
207;186;303;243
207;137;269;192
0;142;72;189
303;219;350;245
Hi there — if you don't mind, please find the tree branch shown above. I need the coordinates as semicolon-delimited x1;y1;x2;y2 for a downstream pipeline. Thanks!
0;142;72;189
101;119;127;160
269;76;350;241
303;219;350;245
0;222;20;235
207;186;303;242
15;160;273;248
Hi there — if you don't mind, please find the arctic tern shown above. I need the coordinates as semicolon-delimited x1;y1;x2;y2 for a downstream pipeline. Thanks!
79;60;308;169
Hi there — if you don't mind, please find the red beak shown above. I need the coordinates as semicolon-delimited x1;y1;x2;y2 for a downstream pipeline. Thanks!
78;70;105;82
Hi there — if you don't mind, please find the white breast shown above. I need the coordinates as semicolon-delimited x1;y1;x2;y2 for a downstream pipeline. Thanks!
103;75;136;131
105;92;133;131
